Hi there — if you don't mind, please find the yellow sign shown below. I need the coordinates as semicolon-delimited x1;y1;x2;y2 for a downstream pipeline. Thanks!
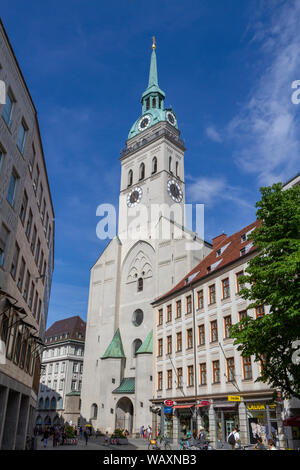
228;396;241;402
247;403;265;410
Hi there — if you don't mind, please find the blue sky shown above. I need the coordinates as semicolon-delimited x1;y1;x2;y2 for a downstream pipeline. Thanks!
1;0;299;327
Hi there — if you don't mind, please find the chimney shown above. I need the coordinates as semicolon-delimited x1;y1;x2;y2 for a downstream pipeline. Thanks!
212;233;227;249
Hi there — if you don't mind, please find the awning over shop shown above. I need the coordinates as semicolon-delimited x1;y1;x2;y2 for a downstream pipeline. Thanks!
173;404;195;409
283;415;300;427
195;401;210;408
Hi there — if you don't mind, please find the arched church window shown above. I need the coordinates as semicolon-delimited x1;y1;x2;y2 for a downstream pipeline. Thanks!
152;157;157;174
50;397;56;410
139;163;145;181
45;397;50;409
91;403;98;419
176;161;179;177
132;309;144;327
132;339;143;357
137;277;143;292
128;169;133;187
169;156;172;174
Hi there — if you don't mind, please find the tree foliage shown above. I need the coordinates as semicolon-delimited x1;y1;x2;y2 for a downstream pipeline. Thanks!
230;183;300;399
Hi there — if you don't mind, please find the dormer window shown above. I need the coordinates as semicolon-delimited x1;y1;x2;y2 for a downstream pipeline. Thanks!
216;249;221;257
241;234;246;243
240;247;246;256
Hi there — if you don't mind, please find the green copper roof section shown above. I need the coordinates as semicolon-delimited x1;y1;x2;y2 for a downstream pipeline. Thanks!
112;377;135;394
66;391;81;397
101;328;125;359
136;330;153;354
141;49;165;100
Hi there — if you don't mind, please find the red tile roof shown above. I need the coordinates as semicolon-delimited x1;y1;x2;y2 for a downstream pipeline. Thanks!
45;315;86;341
153;219;261;304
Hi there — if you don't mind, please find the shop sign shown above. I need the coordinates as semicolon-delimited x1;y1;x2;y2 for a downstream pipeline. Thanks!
247;403;265;410
164;400;174;407
164;406;173;414
228;396;241;402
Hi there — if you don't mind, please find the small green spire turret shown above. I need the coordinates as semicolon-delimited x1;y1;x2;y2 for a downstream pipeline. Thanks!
141;38;165;114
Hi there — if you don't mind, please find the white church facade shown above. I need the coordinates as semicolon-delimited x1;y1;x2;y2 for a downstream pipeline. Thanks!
80;40;212;434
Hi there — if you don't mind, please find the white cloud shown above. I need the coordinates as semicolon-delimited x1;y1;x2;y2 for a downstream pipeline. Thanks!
228;0;300;185
205;125;222;143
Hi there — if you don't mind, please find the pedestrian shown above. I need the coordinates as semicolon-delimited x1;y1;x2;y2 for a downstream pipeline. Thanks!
146;425;151;440
42;428;49;449
254;436;266;450
197;426;206;442
228;427;240;449
79;426;83;438
267;439;277;450
104;431;109;446
84;429;89;446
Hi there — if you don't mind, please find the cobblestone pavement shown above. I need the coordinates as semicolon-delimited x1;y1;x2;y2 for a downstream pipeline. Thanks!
36;436;158;451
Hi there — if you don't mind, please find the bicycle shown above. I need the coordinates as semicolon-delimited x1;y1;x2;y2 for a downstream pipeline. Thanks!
179;437;192;450
158;435;172;450
148;438;160;450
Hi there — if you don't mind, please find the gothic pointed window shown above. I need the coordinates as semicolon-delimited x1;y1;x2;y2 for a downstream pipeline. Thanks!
133;339;142;357
128;169;133;187
139;163;145;181
169;156;172;174
152;157;157;174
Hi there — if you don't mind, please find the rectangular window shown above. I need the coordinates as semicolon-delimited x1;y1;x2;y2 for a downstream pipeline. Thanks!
37;299;42;324
73;362;78;373
39;250;44;274
0;224;10;267
236;271;244;293
256;305;265;318
19;191;28;224
167;335;172;355
212;360;220;384
197;290;204;309
158;371;163;390
187;365;194;387
10;242;20;279
227;357;235;381
187;328;193;349
209;284;216;304
47;225;52;246
198;324;205;345
186;295;192;314
33;165;39;193
17;120;28;153
210;320;218;342
31;225;37;253
29;143;35;174
17;257;26;291
41;199;46;222
38;184;43;208
158;309;163;325
176;332;182;352
33;291;38;318
23;270;30;301
243;357;252;380
200;363;207;385
35;238;41;265
28;281;35;309
239;310;247;321
25;209;33;239
222;278;230;299
176;300;182;318
158;338;163;357
166;304;172;322
7;169;18;206
167;369;172;389
177;367;183;388
3;88;14;126
71;380;77;391
224;315;232;339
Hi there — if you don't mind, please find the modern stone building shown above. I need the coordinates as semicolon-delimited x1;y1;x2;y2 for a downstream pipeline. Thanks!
0;19;54;449
81;41;212;434
35;316;86;431
152;220;286;449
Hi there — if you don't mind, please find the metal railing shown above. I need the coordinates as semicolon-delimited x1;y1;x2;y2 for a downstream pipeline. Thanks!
121;128;185;158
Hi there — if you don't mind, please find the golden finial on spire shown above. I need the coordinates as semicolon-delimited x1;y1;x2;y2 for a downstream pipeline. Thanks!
152;36;156;50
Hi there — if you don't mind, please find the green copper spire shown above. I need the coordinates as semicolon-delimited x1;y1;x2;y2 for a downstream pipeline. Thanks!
101;328;125;359
141;37;165;109
136;330;153;354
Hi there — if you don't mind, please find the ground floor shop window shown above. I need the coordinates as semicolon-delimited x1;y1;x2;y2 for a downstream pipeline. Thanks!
198;409;210;437
164;412;173;438
246;402;279;446
215;408;239;442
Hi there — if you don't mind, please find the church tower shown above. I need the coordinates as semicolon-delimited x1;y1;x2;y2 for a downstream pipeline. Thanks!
80;40;211;435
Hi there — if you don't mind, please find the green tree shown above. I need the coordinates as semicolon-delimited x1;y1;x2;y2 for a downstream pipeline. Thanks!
230;183;300;399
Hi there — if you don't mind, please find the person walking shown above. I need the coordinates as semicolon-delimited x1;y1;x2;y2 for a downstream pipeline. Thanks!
267;439;277;450
42;428;49;449
104;431;109;446
139;425;144;439
228;427;240;449
83;429;89;446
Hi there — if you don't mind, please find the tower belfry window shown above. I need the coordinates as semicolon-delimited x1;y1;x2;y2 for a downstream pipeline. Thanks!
176;161;179;177
128;169;133;187
146;98;150;110
169;156;172;174
139;163;145;181
152;97;156;108
152;157;157;174
137;277;143;292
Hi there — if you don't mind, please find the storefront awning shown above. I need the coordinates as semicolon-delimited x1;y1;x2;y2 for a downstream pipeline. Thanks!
195;401;210;408
283;414;300;427
173;404;195;409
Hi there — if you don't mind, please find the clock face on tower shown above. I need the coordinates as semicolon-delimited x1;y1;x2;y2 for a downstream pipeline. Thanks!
166;111;177;127
127;186;143;207
167;179;183;203
138;114;151;132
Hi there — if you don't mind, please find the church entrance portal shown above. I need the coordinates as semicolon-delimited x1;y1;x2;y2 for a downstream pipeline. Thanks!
115;397;134;433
